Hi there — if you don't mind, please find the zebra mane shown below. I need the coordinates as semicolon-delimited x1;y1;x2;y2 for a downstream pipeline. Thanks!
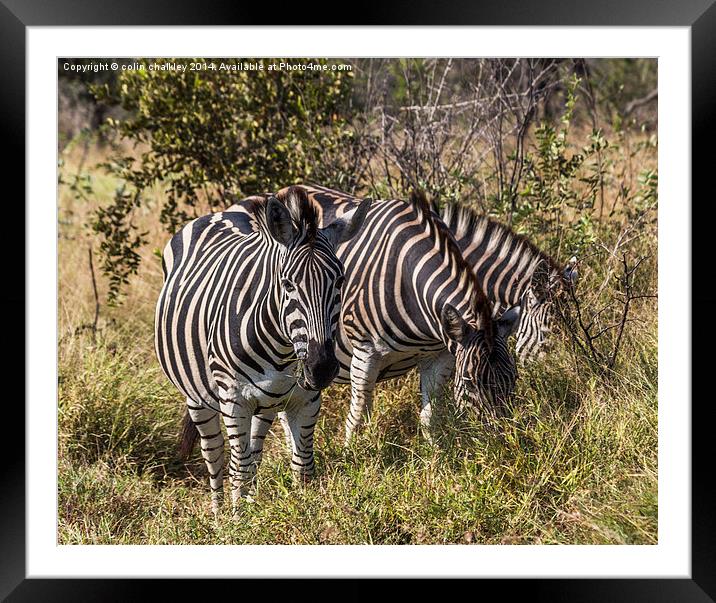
439;201;563;286
408;188;434;218
409;190;496;341
248;186;320;246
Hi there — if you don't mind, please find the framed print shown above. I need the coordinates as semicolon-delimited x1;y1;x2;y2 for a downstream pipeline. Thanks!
6;0;714;599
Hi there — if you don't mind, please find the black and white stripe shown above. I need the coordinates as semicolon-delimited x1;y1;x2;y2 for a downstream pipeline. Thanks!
281;184;521;443
439;203;577;363
155;186;369;510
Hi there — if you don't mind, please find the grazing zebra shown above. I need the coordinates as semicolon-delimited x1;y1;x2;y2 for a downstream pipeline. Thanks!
300;184;577;364
155;186;370;511
439;203;578;363
272;184;521;444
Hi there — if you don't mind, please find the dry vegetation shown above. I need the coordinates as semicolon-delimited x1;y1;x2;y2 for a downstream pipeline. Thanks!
58;119;657;544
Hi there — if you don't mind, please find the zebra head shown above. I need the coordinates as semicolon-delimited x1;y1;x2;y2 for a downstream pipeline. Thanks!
514;257;578;363
442;304;521;417
266;188;371;391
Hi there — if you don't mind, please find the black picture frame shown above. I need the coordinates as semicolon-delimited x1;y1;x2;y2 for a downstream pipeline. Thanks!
5;1;713;600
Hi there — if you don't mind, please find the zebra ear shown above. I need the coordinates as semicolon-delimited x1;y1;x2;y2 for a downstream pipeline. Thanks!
266;196;296;246
441;303;472;344
496;305;521;339
321;197;372;246
563;257;578;287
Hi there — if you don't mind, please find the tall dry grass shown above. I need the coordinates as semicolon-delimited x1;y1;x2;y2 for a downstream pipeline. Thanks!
57;129;657;545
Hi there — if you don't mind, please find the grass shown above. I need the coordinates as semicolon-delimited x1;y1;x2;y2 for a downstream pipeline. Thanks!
57;133;658;546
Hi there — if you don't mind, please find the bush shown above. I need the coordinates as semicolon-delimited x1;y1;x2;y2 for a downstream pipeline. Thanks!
511;78;657;373
91;58;357;302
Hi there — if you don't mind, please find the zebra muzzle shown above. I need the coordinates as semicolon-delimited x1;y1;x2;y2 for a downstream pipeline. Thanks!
301;339;339;391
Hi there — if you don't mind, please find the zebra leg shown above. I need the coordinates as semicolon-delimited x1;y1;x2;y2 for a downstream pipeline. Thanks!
220;395;256;508
250;411;276;474
417;352;456;441
344;349;380;445
283;394;321;484
277;411;295;452
187;402;225;515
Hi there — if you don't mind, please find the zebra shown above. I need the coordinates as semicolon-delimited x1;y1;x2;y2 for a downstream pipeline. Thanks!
270;184;522;444
439;203;578;363
300;184;577;364
155;186;371;511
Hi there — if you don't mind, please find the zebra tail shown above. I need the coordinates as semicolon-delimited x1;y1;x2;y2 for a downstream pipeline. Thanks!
178;410;199;460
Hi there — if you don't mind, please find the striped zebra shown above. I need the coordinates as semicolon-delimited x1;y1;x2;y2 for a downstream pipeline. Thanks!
154;186;370;511
301;184;577;364
273;185;521;444
439;204;578;363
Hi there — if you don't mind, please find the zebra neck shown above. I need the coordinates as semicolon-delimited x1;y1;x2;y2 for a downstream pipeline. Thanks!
394;213;491;346
461;240;537;307
431;269;489;347
449;212;558;307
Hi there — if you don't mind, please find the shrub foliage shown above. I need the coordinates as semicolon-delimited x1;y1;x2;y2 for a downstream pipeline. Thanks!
91;58;356;302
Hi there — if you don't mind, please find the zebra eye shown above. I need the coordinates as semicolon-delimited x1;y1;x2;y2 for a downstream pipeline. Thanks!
281;279;296;293
335;276;345;289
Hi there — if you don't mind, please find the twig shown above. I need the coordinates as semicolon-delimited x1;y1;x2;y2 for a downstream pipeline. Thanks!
558;248;656;373
623;89;658;117
88;245;101;341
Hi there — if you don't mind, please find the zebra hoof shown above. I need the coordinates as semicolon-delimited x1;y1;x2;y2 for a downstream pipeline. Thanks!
211;493;223;517
230;488;256;508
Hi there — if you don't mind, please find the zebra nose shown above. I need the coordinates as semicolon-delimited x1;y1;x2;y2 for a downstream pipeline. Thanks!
293;340;308;359
303;339;339;390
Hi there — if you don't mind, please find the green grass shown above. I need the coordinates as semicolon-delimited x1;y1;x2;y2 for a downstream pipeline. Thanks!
57;137;657;546
57;312;657;545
